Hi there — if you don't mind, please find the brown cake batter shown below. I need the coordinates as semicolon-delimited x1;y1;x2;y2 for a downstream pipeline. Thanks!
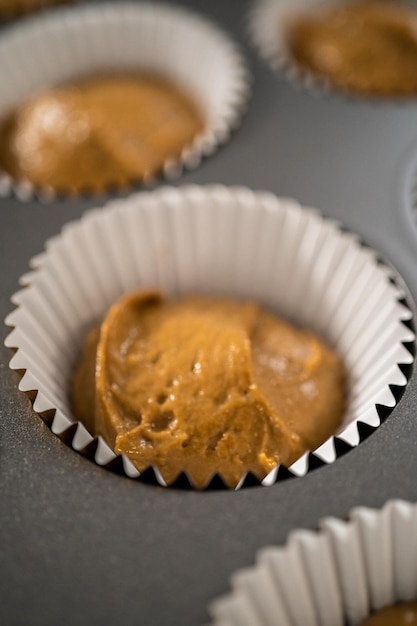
0;73;204;192
0;0;68;17
360;602;417;625
71;290;345;488
285;0;417;97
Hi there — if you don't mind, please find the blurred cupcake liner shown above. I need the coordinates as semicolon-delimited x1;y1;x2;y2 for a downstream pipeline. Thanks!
0;1;250;201
401;142;417;243
248;0;331;94
4;185;415;488
209;499;417;625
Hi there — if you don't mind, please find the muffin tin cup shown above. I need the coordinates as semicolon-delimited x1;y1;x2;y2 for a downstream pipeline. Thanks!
248;0;416;102
209;499;417;625
4;185;415;488
0;1;250;202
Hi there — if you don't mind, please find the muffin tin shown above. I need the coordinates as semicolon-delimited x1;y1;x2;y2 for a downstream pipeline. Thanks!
2;0;417;625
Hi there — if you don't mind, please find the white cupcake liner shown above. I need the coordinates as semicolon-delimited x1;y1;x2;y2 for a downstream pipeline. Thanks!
248;0;409;100
209;499;417;625
400;142;417;248
4;185;415;488
248;0;334;96
0;2;250;201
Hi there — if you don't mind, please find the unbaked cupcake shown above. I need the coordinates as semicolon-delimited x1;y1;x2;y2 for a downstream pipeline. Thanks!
0;2;249;200
249;0;417;99
5;185;415;488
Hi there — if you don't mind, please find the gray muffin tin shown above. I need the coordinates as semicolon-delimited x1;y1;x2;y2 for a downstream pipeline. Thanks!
2;1;417;625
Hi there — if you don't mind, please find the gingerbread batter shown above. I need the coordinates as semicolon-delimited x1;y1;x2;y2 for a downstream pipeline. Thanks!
0;73;204;192
71;291;345;488
286;0;417;97
0;0;69;18
360;602;417;625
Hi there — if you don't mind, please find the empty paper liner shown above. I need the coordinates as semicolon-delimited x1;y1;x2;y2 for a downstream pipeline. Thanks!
209;499;417;625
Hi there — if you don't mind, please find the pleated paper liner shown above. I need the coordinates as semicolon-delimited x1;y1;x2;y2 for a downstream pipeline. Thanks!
209;499;417;625
401;142;417;249
0;2;250;202
248;0;337;97
248;0;417;102
4;185;415;489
